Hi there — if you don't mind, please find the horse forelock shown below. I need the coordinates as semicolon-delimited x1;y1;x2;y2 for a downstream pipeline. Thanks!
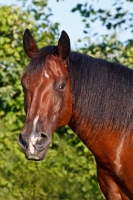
24;45;58;76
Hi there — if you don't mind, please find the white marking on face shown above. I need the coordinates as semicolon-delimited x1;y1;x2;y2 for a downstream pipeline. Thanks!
114;138;124;175
29;115;39;154
44;70;49;79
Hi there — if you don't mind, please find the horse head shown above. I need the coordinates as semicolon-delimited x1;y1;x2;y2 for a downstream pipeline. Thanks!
18;29;72;160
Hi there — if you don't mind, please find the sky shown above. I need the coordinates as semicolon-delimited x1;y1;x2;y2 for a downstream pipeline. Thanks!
1;0;133;48
48;0;87;47
48;0;112;47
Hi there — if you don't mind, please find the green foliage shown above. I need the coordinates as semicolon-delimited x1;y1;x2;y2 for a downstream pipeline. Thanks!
1;0;133;199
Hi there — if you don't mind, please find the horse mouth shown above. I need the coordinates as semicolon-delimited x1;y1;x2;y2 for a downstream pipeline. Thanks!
23;147;49;161
25;154;45;161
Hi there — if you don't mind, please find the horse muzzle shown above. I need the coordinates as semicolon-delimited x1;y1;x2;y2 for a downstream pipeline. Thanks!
18;132;51;161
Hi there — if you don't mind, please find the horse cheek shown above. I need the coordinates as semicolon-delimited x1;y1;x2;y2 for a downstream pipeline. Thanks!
58;93;72;128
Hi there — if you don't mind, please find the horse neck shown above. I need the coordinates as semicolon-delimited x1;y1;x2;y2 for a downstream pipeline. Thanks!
68;53;133;153
68;106;98;151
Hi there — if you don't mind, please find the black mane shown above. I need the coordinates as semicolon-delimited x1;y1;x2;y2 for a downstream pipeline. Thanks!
68;52;133;134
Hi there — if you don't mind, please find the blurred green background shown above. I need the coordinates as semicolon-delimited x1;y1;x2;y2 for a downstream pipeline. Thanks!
0;0;133;199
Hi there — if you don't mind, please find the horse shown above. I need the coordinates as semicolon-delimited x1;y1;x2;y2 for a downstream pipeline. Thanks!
18;28;133;199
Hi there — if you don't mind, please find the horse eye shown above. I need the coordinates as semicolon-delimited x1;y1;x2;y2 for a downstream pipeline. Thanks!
58;82;66;90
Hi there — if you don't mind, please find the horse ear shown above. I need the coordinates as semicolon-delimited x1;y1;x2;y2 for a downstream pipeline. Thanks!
58;30;70;60
23;29;38;59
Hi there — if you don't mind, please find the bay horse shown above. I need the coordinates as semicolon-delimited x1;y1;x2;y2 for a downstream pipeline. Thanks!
19;29;133;199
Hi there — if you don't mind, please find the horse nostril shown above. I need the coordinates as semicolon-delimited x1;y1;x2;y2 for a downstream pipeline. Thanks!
36;133;48;150
41;133;47;138
19;134;27;149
